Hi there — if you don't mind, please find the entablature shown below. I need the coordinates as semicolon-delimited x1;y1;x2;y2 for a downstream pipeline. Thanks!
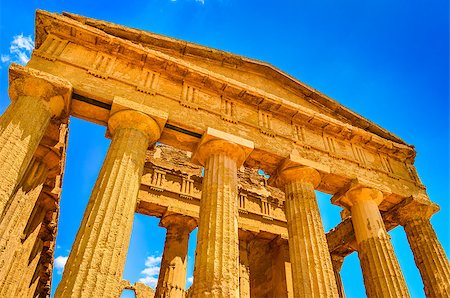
56;11;410;148
33;12;414;158
27;10;428;207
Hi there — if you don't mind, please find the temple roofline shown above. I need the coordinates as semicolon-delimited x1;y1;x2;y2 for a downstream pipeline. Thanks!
35;10;410;147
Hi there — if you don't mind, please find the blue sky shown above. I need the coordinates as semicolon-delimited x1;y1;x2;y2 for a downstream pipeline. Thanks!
0;1;448;297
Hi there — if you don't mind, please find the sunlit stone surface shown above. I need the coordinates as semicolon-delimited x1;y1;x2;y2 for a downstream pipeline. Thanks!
0;10;448;298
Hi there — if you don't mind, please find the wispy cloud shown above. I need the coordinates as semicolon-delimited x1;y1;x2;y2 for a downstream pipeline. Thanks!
0;55;10;63
1;34;34;65
170;0;205;4
138;254;162;288
54;255;68;275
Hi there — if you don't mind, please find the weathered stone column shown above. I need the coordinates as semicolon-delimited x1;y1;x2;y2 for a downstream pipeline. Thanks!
238;231;253;298
155;213;197;298
393;197;450;297
0;194;53;297
0;147;59;289
270;158;339;297
55;98;167;298
0;64;71;217
331;255;346;298
339;185;410;298
191;128;253;298
248;238;272;298
271;237;294;298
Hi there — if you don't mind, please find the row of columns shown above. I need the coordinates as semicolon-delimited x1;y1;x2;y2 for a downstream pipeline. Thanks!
0;64;449;297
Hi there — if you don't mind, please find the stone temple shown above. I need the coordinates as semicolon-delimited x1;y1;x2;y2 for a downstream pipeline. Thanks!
0;10;449;298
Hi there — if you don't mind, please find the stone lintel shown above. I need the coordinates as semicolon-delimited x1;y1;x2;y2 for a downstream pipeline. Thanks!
268;150;330;189
191;127;254;166
331;178;391;209
238;229;256;242
8;63;72;117
165;205;199;220
269;234;289;248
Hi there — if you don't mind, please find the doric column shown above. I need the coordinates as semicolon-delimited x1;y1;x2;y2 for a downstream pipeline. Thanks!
155;213;197;298
248;238;272;297
270;158;339;297
270;237;294;298
330;255;346;298
0;64;71;216
394;197;450;297
191;128;253;298
338;185;410;298
238;231;253;298
55;98;167;298
0;147;59;290
0;196;51;297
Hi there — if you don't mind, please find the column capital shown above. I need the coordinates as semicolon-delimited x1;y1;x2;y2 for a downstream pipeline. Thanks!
34;145;61;177
159;212;197;233
390;196;439;226
331;179;385;209
108;96;168;143
268;152;329;189
191;127;254;167
8;63;72;118
330;254;345;271
21;147;60;192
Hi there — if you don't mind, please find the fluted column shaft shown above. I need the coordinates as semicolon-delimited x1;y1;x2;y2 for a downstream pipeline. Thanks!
271;164;338;298
284;179;339;297
239;239;251;298
0;64;71;217
55;110;161;298
347;188;409;298
331;255;346;298
0;97;51;216
0;157;49;288
193;151;239;297
156;215;196;298
271;239;294;298
191;131;253;298
403;218;450;297
0;203;47;297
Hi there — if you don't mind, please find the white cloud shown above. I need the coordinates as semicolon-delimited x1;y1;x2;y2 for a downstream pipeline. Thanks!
1;34;34;65
54;255;68;275
187;276;193;285
170;0;204;3
138;254;162;288
0;55;10;63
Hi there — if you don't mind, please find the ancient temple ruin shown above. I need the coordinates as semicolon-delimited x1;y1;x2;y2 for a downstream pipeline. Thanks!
0;10;449;298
